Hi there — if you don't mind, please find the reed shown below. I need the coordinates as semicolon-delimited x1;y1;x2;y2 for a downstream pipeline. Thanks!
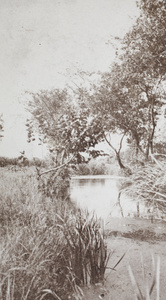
0;168;109;300
120;161;166;218
56;210;108;285
128;255;160;300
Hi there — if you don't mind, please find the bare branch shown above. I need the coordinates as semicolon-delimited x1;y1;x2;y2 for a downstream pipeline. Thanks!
38;155;75;176
103;132;117;153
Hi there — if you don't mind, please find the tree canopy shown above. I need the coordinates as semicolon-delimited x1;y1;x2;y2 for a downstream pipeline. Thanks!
27;0;166;169
26;88;104;165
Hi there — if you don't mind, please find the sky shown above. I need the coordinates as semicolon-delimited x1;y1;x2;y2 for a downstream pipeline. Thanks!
0;0;140;158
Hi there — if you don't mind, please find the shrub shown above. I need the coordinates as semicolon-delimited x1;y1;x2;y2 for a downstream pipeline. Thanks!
76;163;90;175
38;167;71;200
75;156;118;176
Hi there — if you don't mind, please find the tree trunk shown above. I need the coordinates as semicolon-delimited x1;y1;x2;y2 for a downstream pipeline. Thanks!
116;151;126;169
104;132;128;170
145;142;150;161
137;201;140;218
145;92;156;160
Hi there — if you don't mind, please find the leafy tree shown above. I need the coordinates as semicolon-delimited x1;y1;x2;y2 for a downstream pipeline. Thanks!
26;89;104;167
137;0;166;78
102;67;164;159
88;0;166;162
27;0;166;172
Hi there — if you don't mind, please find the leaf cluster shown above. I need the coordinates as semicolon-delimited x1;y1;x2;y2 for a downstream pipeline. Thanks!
27;88;104;159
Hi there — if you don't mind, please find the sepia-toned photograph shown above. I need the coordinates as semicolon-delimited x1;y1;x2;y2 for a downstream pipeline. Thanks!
0;0;166;299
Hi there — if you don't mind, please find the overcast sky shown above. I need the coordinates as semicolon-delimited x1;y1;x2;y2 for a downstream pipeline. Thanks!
0;0;139;158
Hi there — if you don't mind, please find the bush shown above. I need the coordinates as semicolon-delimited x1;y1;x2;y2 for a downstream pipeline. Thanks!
88;158;107;175
76;163;90;175
38;167;71;200
75;156;118;176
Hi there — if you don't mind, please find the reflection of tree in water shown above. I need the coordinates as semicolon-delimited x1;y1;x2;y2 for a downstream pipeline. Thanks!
78;178;105;187
91;178;105;186
117;191;124;218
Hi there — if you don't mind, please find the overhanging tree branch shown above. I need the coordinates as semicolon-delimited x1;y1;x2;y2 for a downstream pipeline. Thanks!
37;155;75;176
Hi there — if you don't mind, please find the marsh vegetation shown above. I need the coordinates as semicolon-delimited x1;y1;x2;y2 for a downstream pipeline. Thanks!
1;0;166;298
0;167;111;300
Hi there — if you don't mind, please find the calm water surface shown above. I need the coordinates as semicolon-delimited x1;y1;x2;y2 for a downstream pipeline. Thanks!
70;175;145;221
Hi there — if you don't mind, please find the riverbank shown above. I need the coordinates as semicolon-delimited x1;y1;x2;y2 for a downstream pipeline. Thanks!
71;175;125;180
105;216;166;237
82;217;166;300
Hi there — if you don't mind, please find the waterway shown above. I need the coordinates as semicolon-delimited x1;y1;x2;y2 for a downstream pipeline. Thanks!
70;175;145;222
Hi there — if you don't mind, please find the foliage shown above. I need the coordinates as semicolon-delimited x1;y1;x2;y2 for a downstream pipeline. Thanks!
37;166;71;200
57;210;109;285
76;163;91;175
90;50;164;161
0;168;109;300
154;142;166;155
120;160;166;218
116;0;166;155
26;0;165;170
0;156;46;168
74;156;120;176
86;0;166;162
0;156;18;167
88;157;111;175
26;89;103;164
26;84;128;170
137;0;166;77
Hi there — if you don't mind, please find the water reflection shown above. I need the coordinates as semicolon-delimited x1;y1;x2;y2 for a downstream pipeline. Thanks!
70;176;145;221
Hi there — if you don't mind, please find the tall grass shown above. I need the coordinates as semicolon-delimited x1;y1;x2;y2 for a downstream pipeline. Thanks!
120;160;166;219
0;167;109;300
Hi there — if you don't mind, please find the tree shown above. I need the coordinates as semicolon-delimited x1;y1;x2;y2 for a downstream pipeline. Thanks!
27;0;165;171
137;0;166;78
88;0;166;162
27;89;104;167
120;0;166;156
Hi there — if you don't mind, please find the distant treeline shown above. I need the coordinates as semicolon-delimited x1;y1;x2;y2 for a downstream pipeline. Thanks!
0;156;45;167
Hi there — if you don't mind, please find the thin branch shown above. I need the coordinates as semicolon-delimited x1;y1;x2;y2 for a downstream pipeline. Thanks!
149;151;163;170
140;190;166;200
38;155;75;176
118;132;126;153
103;132;117;153
104;131;126;154
153;153;166;158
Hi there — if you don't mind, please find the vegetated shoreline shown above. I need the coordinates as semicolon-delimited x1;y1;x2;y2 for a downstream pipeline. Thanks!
71;175;125;180
1;166;166;300
83;218;166;300
105;216;166;241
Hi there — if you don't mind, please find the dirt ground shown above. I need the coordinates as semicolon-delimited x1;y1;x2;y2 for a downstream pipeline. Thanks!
82;217;166;300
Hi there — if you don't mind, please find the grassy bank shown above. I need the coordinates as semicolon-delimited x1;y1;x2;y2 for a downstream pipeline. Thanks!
0;167;108;300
